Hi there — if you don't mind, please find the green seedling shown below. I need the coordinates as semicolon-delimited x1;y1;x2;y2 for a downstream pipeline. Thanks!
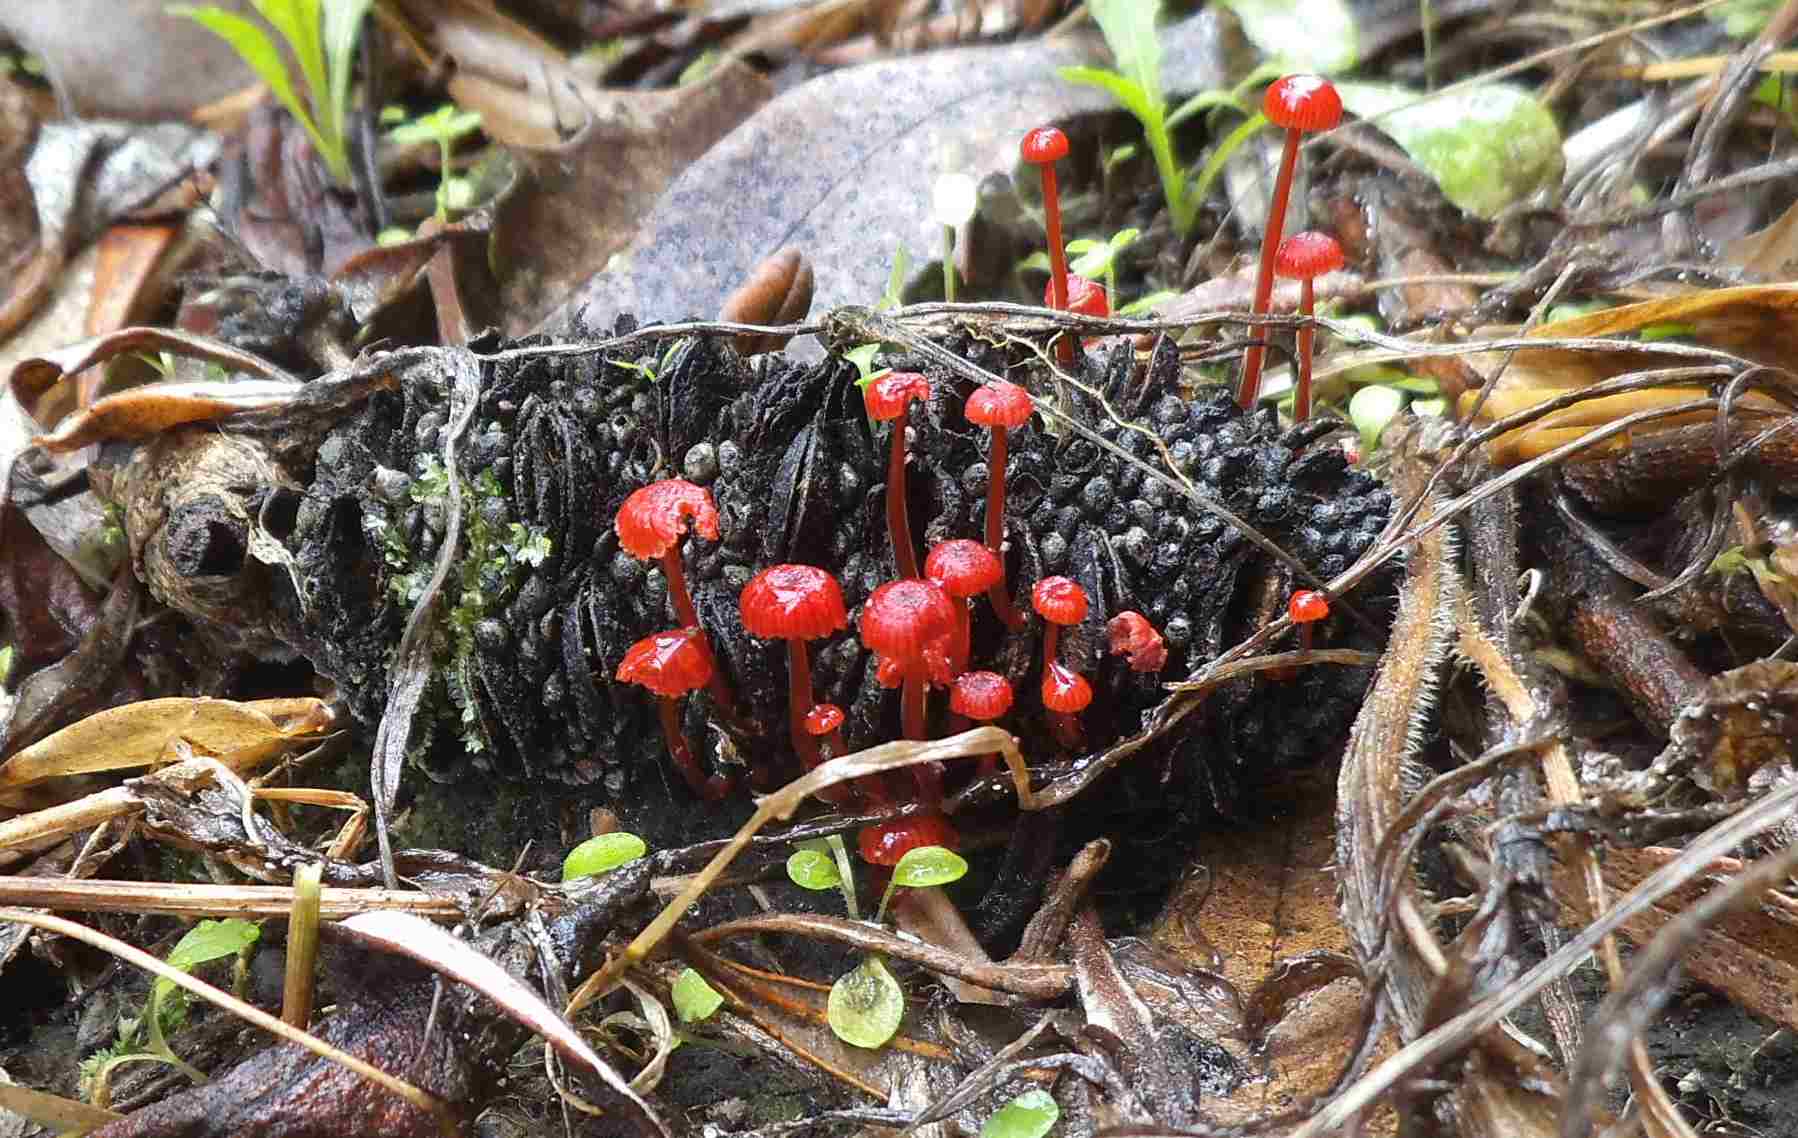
786;835;860;918
1060;0;1197;235
1348;383;1406;454
386;104;484;222
1020;227;1139;309
82;919;261;1106
174;0;374;185
562;831;648;881
933;173;978;303
874;843;968;923
671;968;724;1023
982;1089;1062;1138
827;955;905;1049
1711;546;1790;588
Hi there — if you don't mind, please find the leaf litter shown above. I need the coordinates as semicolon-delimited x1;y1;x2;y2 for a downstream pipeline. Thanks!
6;0;1798;1136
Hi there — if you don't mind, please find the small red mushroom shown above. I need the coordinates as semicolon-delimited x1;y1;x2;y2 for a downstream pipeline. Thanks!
1107;611;1168;672
1057;274;1110;319
1238;75;1343;410
964;380;1033;630
1274;231;1345;423
1032;576;1090;750
616;628;730;800
951;670;1015;777
615;479;740;720
861;578;957;806
925;539;1003;676
740;564;848;776
865;372;933;580
1287;588;1331;675
1021;125;1074;365
859;813;960;866
802;702;861;805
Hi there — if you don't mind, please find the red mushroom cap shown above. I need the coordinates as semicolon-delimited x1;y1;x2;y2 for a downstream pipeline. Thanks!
1289;589;1331;623
1031;576;1089;625
1275;231;1345;281
1107;611;1168;672
950;671;1014;720
1057;274;1110;318
864;372;932;421
1042;662;1093;713
1019;126;1069;165
616;628;715;698
804;703;845;736
860;579;957;662
859;813;960;865
739;564;848;641
1264;74;1343;133
966;380;1033;429
616;480;720;560
925;539;1003;598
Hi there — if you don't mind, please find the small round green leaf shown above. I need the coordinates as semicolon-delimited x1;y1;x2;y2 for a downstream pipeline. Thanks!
671;968;724;1023
786;849;843;891
1349;384;1407;453
891;846;968;889
827;956;905;1049
562;832;647;881
982;1089;1061;1138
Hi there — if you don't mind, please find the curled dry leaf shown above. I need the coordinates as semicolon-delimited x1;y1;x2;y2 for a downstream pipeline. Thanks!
31;379;307;453
717;247;816;356
9;326;299;418
0;695;334;791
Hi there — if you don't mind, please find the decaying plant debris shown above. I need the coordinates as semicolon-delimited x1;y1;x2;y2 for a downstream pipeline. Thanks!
7;0;1798;1134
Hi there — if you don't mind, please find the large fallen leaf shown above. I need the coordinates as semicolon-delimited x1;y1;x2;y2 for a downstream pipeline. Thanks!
1217;0;1357;74
1338;82;1563;220
556;13;1230;333
0;695;334;790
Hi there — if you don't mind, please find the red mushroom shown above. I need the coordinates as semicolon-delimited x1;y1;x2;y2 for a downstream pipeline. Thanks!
950;670;1014;777
859;813;960;866
1274;231;1345;423
1021;125;1074;365
1286;588;1331;675
865;372;933;580
802;702;860;805
740;564;848;776
1237;75;1343;410
1107;611;1168;672
1058;273;1110;319
925;539;1003;676
615;479;739;718
964;380;1033;630
1032;576;1090;750
616;628;730;801
861;578;957;806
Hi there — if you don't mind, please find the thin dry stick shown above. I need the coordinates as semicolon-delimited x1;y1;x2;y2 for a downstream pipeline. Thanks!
0;906;456;1136
0;877;461;919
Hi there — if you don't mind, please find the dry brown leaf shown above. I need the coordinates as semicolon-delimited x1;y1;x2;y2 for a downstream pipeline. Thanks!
30;378;306;453
0;695;334;791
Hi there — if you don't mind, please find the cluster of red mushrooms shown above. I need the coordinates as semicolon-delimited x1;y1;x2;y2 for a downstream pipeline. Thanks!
612;79;1343;871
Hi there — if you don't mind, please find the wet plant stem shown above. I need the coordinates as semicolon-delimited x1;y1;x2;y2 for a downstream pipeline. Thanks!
1236;133;1302;409
661;548;741;720
887;408;920;579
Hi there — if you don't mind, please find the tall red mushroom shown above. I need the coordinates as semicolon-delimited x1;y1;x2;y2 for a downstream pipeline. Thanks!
964;380;1033;629
740;564;848;776
616;628;730;800
615;479;738;718
861;578;957;806
1273;231;1345;423
865;372;933;580
925;539;1002;676
1032;576;1091;750
1237;74;1343;410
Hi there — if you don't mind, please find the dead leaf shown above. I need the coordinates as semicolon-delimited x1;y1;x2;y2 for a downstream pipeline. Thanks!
30;378;306;453
1724;198;1798;277
0;695;334;791
76;223;187;405
9;326;300;426
717;246;815;355
555;13;1230;334
487;65;774;335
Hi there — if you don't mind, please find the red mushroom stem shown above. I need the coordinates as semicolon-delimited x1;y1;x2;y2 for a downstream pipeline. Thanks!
982;424;1026;630
656;696;729;801
1237;75;1343;410
886;406;919;579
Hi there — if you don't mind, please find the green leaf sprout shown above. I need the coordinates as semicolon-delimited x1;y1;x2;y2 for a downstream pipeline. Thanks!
562;832;648;881
671;968;724;1023
827;956;905;1049
981;1089;1062;1138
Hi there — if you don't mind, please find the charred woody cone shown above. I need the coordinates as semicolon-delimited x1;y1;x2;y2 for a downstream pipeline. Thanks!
615;479;741;721
1273;231;1345;423
865;372;934;580
1237;74;1343;410
617;628;731;800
